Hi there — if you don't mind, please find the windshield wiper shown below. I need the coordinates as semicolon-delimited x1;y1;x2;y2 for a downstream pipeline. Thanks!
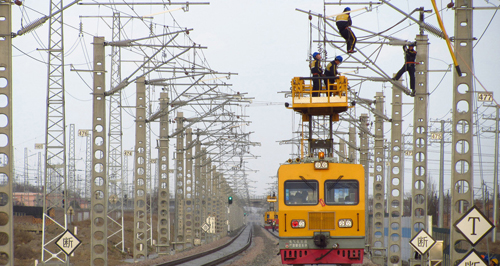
326;175;344;191
299;175;315;191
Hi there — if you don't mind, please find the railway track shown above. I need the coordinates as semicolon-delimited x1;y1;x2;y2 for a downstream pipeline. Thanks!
156;225;253;266
262;226;279;239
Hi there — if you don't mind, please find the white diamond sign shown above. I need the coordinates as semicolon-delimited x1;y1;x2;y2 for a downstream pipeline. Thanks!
454;205;494;246
409;229;436;255
201;223;210;232
456;250;487;266
56;230;81;256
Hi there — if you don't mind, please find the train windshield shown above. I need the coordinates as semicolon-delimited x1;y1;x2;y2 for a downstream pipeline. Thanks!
324;180;359;205
284;180;319;205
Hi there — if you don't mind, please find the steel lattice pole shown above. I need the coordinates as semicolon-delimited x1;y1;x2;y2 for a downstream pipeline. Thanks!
42;0;68;262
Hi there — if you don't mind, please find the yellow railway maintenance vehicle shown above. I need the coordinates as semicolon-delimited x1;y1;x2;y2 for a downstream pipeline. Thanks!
264;194;279;230
278;75;365;265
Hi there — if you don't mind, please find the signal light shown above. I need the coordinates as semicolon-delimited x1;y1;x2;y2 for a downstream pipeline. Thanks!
291;219;306;228
338;219;353;228
228;196;233;205
318;151;325;159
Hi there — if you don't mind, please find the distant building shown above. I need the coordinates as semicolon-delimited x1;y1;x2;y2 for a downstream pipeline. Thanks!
13;192;89;209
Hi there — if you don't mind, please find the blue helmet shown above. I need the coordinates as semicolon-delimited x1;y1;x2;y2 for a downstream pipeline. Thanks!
344;7;351;11
335;55;343;63
312;52;320;59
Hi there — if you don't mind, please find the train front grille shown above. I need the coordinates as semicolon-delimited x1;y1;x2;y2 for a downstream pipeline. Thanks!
308;212;335;230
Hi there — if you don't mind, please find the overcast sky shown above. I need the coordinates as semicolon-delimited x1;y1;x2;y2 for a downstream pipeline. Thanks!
11;0;500;199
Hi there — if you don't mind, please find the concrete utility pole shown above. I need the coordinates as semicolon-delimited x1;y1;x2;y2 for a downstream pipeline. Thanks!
339;139;346;161
494;106;499;242
438;121;446;229
349;127;357;163
38;152;43;206
0;2;13;263
450;1;473;264
134;77;147;260
410;34;429;266
483;105;499;241
24;147;28;201
194;141;202;245
84;131;91;202
206;161;213;243
157;92;170;254
359;113;370;254
388;80;403;265
174;112;185;251
200;148;208;243
372;93;386;265
124;150;133;208
90;36;108;265
429;119;451;228
145;63;154;249
69;124;76;215
213;170;220;239
184;128;194;248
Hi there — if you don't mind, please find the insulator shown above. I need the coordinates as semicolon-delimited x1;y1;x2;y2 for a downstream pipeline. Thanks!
17;16;48;36
422;22;445;40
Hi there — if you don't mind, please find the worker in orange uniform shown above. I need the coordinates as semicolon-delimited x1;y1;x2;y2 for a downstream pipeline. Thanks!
336;7;357;53
392;43;418;96
310;52;324;97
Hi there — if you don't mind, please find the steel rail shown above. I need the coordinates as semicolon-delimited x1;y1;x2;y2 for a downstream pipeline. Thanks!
155;225;250;266
201;227;253;266
262;226;279;239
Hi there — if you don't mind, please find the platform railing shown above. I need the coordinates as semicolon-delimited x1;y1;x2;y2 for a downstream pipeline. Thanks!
291;76;348;105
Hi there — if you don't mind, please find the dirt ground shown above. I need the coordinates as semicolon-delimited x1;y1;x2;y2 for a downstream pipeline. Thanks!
14;211;156;266
13;212;238;266
13;214;500;265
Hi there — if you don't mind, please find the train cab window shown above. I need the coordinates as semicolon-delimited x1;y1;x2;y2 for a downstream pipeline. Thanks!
284;180;319;205
324;180;359;205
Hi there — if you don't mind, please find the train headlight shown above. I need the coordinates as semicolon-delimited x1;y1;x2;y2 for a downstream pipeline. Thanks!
314;161;329;170
338;219;353;228
291;219;306;228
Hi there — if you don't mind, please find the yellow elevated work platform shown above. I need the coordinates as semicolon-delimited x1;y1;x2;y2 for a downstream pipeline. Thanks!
289;76;350;118
267;195;277;202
